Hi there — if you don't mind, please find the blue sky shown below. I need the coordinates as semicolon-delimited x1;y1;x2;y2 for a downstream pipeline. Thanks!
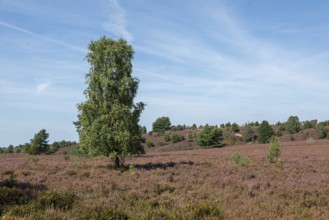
1;0;329;146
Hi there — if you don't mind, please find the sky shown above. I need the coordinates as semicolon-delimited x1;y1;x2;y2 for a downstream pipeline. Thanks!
1;0;329;146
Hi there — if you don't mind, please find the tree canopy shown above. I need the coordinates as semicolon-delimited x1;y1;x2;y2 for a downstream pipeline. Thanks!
152;117;171;133
286;116;301;134
196;125;223;147
75;37;145;167
257;120;274;144
29;129;49;155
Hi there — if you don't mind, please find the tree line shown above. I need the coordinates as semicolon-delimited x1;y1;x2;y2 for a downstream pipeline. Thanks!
0;129;76;155
148;116;329;147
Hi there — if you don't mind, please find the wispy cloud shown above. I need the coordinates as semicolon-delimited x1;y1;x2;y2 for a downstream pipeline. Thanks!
0;20;87;53
131;1;329;126
36;81;53;96
102;0;132;41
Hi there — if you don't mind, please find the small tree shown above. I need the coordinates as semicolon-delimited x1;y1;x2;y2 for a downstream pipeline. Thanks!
29;129;49;155
171;133;185;143
286;116;301;134
230;123;240;133
7;145;14;153
257;120;274;144
196;125;223;147
242;125;255;142
152;117;171;133
268;136;281;164
316;125;328;139
74;37;145;168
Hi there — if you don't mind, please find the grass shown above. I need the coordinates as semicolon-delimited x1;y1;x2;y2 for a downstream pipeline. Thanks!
1;141;329;219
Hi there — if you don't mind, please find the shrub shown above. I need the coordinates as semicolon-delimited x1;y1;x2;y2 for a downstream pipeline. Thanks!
163;134;171;142
152;117;171;133
268;136;281;164
146;140;155;148
157;141;167;146
28;155;39;163
77;206;129;220
232;152;252;166
184;202;224;220
285;116;301;134
242;125;255;142
230;123;240;133
223;135;235;146
8;190;77;218
171;133;185;143
29;129;49;155
36;190;76;211
317;125;328;139
257;120;274;144
196;125;223;147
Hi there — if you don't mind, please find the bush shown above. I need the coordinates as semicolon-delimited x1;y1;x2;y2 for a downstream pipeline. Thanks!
77;206;129;220
146;140;155;148
285;116;301;134
257;120;274;144
8;190;76;218
152;117;171;133
268;136;281;164
28;129;49;155
230;123;240;133
163;134;171;142
157;141;167;146
171;133;185;143
184;202;224;220
317;125;328;139
196;125;223;147
28;155;39;162
232;152;252;166
242;125;255;142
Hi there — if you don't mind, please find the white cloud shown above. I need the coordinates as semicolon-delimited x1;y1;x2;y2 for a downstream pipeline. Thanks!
102;0;132;41
36;81;53;96
0;20;87;53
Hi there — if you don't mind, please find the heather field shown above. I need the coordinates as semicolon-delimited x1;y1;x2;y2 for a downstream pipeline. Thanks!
1;140;329;219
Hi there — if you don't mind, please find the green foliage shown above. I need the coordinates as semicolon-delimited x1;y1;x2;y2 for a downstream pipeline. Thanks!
146;140;155;148
230;122;240;133
157;141;167;146
152;116;171;133
171;133;185;143
316;125;328;139
141;126;147;134
191;124;197;130
163;134;171;142
196;125;223;147
7;145;14;153
223;135;236;146
171;124;186;131
242;125;255;142
28;155;39;162
8;190;76;218
286;116;301;134
184;202;224;220
303;120;317;129
49;140;77;154
257;121;274;144
28;129;49;155
77;206;129;220
232;152;252;166
268;136;281;164
74;37;145;168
